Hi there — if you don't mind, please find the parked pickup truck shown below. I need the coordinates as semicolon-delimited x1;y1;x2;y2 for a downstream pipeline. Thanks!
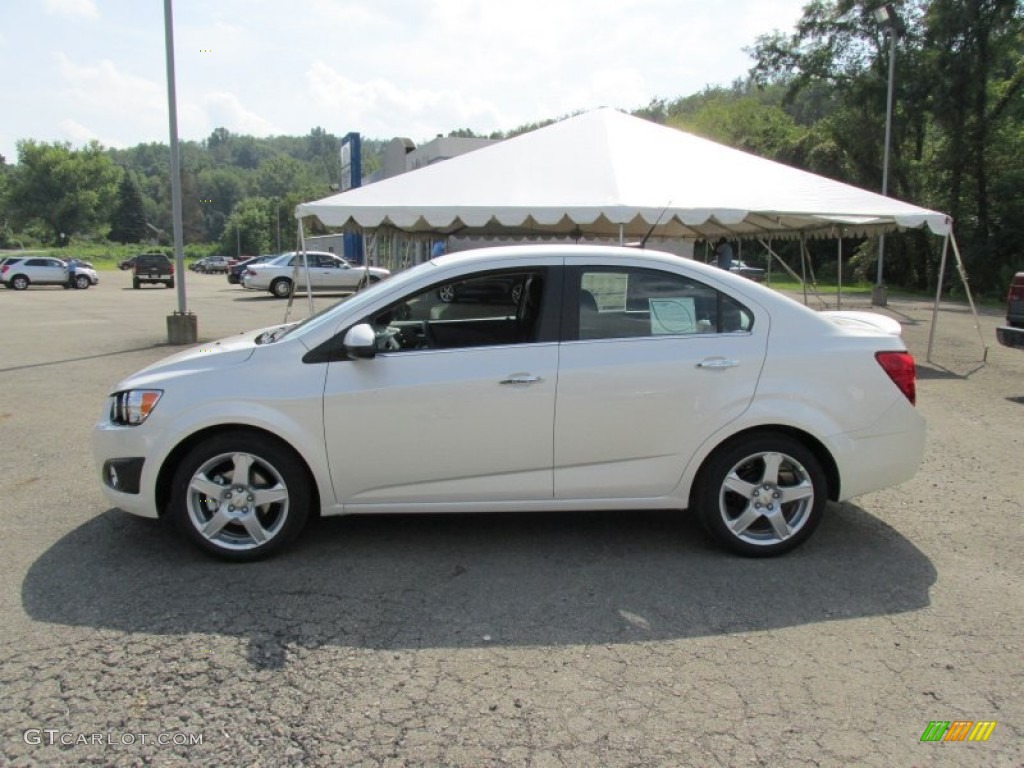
132;253;174;289
996;271;1024;349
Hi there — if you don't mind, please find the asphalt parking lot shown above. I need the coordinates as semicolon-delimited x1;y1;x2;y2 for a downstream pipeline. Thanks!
1;267;1022;767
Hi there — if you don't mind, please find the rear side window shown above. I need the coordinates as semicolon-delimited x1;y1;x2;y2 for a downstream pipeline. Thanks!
572;267;753;340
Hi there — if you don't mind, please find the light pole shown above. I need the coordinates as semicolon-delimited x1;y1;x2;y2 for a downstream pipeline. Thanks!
162;0;196;343
872;3;899;307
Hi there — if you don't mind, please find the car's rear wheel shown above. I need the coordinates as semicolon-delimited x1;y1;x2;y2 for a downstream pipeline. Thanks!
271;278;292;298
133;278;140;289
74;275;90;289
695;432;826;557
170;432;311;561
166;280;174;288
11;275;29;290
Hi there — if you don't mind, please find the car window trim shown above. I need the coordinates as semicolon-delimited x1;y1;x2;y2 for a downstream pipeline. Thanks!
303;265;564;364
560;264;755;342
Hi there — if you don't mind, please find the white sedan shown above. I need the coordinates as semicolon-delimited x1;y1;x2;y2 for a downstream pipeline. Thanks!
93;245;924;561
242;251;390;298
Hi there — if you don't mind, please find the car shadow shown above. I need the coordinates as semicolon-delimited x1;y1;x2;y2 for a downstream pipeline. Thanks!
22;503;934;667
0;343;170;373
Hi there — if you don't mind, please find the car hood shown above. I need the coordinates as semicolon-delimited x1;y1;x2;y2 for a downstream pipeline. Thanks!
113;325;291;389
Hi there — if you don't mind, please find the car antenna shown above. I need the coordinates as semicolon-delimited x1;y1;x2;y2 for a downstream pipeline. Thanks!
637;201;672;249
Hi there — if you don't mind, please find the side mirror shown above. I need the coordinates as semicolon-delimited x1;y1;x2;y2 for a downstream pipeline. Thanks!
343;323;377;359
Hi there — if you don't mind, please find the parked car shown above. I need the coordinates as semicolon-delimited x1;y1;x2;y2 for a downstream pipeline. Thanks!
242;251;389;298
93;245;924;561
995;271;1024;349
132;253;174;289
1;256;72;290
228;255;275;285
188;258;209;273
199;256;233;274
118;255;138;270
729;260;766;282
437;274;524;304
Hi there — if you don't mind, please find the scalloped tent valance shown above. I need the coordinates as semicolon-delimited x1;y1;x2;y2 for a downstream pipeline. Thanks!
295;108;950;240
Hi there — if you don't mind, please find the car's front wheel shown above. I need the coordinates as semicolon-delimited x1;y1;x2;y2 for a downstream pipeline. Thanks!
694;432;826;557
169;432;311;561
74;275;90;289
271;278;292;298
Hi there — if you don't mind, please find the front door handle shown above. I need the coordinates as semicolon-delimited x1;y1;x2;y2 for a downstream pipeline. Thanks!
697;358;740;369
500;374;543;385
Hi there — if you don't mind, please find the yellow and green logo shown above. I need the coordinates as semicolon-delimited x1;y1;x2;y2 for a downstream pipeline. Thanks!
920;720;996;742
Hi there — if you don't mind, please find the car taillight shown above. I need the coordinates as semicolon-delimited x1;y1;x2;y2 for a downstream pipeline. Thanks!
169;264;174;274
876;351;916;405
246;268;257;276
0;265;7;274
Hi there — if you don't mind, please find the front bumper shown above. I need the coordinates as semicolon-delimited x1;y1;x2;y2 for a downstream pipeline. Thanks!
93;421;161;518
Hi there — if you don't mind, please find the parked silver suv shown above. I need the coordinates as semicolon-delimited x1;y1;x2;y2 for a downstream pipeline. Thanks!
0;256;101;290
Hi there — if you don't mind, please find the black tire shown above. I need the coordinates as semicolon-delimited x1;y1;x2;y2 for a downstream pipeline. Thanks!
11;275;29;290
438;284;456;303
169;431;311;561
694;432;827;557
166;280;174;289
271;278;292;299
133;278;141;289
74;275;90;289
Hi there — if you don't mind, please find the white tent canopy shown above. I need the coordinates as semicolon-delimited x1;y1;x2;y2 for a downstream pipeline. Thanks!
296;108;950;240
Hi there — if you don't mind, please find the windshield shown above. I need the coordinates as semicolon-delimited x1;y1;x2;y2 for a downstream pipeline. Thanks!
272;261;439;342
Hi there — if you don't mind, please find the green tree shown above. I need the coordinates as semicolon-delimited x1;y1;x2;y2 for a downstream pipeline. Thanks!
108;170;147;243
7;140;119;245
219;197;272;256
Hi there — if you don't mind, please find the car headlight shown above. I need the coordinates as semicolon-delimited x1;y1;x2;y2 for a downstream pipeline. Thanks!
110;389;163;426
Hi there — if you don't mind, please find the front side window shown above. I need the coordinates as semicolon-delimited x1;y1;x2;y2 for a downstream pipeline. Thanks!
573;267;753;340
363;269;548;353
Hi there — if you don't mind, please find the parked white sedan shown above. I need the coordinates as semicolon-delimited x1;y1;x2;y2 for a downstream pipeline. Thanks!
93;245;924;561
242;251;390;298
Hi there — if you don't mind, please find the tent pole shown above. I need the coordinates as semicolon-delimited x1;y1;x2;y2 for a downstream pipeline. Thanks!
301;223;314;316
284;218;308;323
949;231;989;363
800;236;808;305
837;235;842;310
926;233;950;363
619;224;624;246
758;238;803;284
766;239;772;285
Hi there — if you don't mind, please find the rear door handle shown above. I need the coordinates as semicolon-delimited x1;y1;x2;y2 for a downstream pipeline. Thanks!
500;374;543;385
697;358;739;369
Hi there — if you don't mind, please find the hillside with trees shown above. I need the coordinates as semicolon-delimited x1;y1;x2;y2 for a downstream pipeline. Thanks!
0;0;1020;294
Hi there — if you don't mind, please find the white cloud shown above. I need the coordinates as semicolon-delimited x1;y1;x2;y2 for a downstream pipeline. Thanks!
305;61;503;141
53;54;165;148
44;0;98;19
58;118;111;147
200;92;279;137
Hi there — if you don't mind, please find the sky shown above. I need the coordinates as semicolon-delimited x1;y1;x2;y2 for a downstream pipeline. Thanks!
0;0;811;163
